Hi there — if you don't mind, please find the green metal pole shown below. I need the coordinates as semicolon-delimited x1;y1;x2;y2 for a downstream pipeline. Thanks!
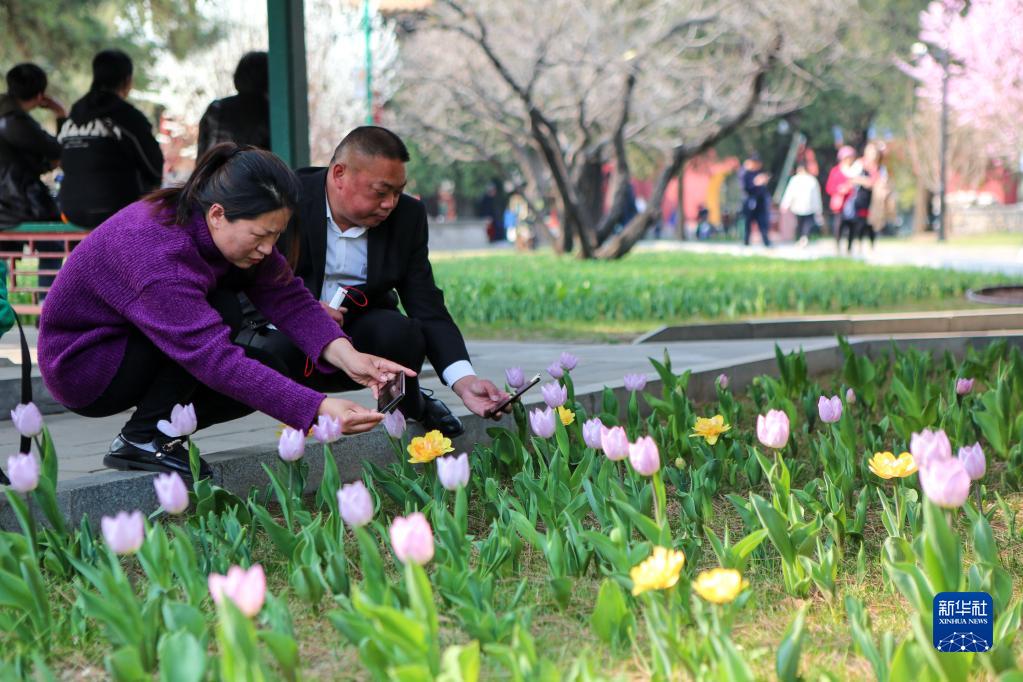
363;0;374;124
267;0;310;167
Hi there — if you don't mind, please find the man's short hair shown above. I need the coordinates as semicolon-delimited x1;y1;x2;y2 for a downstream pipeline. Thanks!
331;126;410;165
233;51;268;95
5;63;47;101
90;49;133;93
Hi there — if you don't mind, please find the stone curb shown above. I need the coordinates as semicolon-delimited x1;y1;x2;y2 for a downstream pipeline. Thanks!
2;331;1021;531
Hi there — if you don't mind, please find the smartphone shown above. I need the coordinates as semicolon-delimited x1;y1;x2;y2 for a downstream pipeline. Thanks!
485;373;542;418
377;373;406;414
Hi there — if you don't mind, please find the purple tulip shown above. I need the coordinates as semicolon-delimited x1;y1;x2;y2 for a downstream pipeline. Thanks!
529;407;557;439
390;512;435;565
919;456;971;508
278;427;305;462
382;410;406;439
540;382;568;408
102;510;145;555
156;403;197;439
338;480;374;527
623;374;647;392
817;395;843;423
6;452;39;493
757;410;790;449
957;442;985;481
600;426;630;461
209;564;266;618
846;388;856;404
547;363;564;380
582;418;604;450
628;436;661;476
910;429;952;470
956;378;975;396
153;472;189;514
311;414;343;443
505;367;525;390
559;352;579;371
436;452;470;490
716;374;729;390
10;403;43;438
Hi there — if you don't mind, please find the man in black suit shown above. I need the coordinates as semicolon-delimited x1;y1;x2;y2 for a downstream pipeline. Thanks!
267;126;509;436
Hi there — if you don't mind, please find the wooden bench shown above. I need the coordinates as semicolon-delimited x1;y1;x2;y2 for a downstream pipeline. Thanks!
0;223;89;316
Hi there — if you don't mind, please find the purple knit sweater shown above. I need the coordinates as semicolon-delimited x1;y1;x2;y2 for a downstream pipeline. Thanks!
38;200;345;430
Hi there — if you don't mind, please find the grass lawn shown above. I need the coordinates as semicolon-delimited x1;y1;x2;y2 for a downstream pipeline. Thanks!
431;250;1014;341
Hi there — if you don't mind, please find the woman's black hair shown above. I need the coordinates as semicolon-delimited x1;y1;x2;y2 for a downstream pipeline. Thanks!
146;143;302;266
234;51;268;96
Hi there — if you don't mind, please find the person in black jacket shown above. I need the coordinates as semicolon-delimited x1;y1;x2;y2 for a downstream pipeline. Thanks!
197;52;270;158
58;49;163;228
0;63;65;226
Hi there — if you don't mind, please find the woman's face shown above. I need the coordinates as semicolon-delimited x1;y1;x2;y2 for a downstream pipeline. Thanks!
206;204;291;269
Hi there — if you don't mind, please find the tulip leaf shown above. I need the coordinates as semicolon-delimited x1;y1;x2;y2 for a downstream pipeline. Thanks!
590;579;632;647
157;631;206;682
750;493;795;565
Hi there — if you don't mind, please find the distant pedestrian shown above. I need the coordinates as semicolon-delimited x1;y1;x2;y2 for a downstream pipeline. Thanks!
825;146;861;253
197;51;270;158
779;162;823;247
58;49;163;228
741;154;771;246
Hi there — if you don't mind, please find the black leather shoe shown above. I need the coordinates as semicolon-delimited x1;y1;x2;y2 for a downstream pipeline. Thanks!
419;390;465;438
104;434;212;482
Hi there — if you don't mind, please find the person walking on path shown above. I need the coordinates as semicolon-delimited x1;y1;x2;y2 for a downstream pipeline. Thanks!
740;154;772;246
779;162;823;247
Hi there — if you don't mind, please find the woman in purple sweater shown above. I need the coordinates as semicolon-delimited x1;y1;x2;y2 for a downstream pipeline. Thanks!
38;144;414;480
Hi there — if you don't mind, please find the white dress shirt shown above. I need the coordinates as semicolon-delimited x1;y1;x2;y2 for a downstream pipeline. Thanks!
323;197;476;387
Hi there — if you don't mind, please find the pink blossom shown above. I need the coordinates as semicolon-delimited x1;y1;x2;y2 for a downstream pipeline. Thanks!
955;378;974;395
6;452;39;493
756;410;790;449
153;472;189;514
528;407;557;438
540;382;568;408
10;403;43;438
101;510;145;555
436;453;470;490
910;429;952;470
559;352;579;371
310;414;343;443
382;410;406;439
390;512;435;565
628;436;661;476
623;374;647;392
600;426;630;461
338;481;373;527
919;456;971;508
817;395;843;423
845;388;856;405
957;442;985;480
277;427;305;462
582;418;604;450
716;374;729;390
505;367;525;390
208;564;266;618
157;403;197;438
547;363;564;379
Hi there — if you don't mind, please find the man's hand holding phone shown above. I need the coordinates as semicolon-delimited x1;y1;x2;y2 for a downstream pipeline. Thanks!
479;373;541;419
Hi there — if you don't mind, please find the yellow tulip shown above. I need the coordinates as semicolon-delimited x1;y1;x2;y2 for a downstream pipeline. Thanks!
556;405;575;426
407;430;454;464
692;568;748;604
868;451;918;479
630;546;686;596
690;415;731;445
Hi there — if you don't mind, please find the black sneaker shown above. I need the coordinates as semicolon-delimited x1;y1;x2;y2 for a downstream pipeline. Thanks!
103;434;212;482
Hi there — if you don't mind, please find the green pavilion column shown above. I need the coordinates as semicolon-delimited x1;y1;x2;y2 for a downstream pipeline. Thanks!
267;0;310;168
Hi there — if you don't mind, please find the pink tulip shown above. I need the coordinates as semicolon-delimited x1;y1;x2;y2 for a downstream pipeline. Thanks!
600;426;630;461
390;512;435;565
208;564;266;618
436;453;470;490
277;427;305;462
582;418;604;450
623;374;647;392
529;407;557;438
6;452;39;493
101;510;145;555
547;363;564;379
955;378;975;396
540;382;568;408
910;429;952;470
505;367;525;390
338;481;373;527
757;410;790;449
153;472;189;514
311;414;343;443
10;403;43;438
628;436;661;476
846;388;856;404
817;395;843;423
382;410;406;439
716;374;729;390
957;442;985;481
919;457;971;508
157;403;197;438
559;352;579;371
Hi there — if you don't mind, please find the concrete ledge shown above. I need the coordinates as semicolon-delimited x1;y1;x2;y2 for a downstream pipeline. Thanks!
4;331;1022;531
636;308;1023;344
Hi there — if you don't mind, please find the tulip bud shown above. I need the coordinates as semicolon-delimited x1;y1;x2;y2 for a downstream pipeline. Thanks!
910;429;952;470
505;367;525;390
278;427;305;462
955;378;974;396
628;436;661;476
10;403;43;438
6;452;39;493
338;480;374;527
311;414;343;443
390;512;435;565
600;426;630;461
559;352;579;371
540;382;568;408
436;453;470;490
957;442;985;481
528;407;557;439
845;388;856;404
546;362;564;379
716;374;729;390
756;410;790;449
101;510;145;555
817;395;843;423
582;418;604;450
382;410;406;439
623;373;647;392
208;564;266;618
153;472;189;514
156;403;197;438
919;456;971;508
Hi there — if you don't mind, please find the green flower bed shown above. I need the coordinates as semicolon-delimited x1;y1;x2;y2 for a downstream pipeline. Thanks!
431;252;1013;338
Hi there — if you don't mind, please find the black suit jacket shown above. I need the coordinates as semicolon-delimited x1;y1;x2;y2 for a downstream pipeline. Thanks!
284;167;470;381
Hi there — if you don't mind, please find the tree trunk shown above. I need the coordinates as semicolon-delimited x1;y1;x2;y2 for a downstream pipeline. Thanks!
676;166;687;240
